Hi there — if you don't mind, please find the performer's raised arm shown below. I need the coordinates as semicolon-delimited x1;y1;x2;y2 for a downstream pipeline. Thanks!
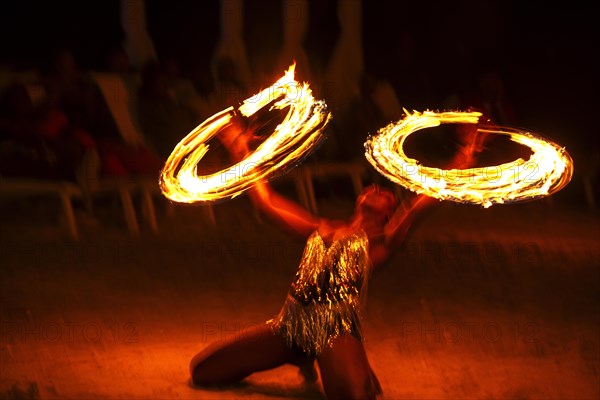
376;122;491;266
383;193;436;249
219;121;332;239
248;181;329;239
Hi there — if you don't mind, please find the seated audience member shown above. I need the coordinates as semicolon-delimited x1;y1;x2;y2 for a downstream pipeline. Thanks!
0;81;91;182
41;48;163;178
137;61;201;159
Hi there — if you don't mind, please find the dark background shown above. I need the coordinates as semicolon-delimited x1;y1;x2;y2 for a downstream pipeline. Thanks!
0;3;598;399
1;0;598;176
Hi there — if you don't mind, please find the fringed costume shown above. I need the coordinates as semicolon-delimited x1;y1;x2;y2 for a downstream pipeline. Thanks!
268;229;371;356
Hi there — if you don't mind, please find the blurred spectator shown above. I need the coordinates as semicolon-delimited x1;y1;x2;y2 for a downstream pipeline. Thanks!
162;58;207;117
204;57;248;116
105;46;132;74
40;48;163;178
137;61;200;158
0;81;91;182
463;68;517;127
444;67;517;127
332;71;403;161
41;48;110;138
358;72;403;125
443;66;527;165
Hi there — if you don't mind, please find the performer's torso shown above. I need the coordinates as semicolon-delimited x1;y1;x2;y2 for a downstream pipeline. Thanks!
289;229;370;305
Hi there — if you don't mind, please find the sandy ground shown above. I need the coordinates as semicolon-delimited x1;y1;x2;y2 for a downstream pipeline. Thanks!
0;183;598;400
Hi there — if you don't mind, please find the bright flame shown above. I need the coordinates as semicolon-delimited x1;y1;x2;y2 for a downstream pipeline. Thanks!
365;110;574;208
160;65;332;203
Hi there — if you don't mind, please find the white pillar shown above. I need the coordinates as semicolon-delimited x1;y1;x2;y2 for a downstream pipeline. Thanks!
120;0;157;70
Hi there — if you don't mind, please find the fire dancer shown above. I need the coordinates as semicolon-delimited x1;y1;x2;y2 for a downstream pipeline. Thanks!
188;123;482;400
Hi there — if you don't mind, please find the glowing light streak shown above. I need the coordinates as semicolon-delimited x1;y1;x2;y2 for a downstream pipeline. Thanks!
365;110;573;208
160;65;331;203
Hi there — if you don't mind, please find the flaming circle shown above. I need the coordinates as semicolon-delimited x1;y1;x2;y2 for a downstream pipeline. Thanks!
160;65;331;203
365;110;574;208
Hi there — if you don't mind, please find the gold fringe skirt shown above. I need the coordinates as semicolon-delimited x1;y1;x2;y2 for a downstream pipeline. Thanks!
268;229;370;356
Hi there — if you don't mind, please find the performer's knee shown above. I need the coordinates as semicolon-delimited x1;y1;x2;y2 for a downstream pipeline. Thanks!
189;354;213;386
189;352;248;386
324;376;377;400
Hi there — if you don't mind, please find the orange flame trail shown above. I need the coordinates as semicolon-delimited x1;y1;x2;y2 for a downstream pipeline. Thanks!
160;65;331;203
365;110;574;208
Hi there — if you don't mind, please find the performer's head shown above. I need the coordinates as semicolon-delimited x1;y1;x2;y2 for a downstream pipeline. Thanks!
355;184;397;225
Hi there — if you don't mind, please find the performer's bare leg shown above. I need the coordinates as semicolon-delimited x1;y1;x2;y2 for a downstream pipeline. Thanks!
190;322;312;386
317;334;382;400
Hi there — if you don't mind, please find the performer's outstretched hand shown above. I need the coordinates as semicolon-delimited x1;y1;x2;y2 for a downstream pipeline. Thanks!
450;116;493;169
382;120;490;255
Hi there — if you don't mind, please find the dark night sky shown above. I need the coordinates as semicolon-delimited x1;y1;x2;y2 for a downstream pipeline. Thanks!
1;0;598;163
